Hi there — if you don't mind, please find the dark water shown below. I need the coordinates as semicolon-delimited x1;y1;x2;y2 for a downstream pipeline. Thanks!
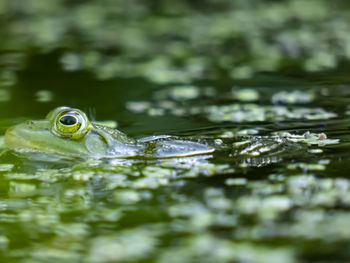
0;53;350;263
2;1;350;262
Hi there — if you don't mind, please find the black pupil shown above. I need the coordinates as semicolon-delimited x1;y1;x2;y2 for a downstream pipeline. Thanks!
60;115;77;126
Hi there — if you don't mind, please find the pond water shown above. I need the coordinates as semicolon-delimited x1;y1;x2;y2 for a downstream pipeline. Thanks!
1;54;350;263
2;0;350;262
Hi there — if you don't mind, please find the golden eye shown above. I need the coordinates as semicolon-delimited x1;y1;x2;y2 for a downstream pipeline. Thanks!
49;107;90;140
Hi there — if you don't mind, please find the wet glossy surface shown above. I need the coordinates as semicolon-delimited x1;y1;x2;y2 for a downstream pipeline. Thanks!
5;107;214;160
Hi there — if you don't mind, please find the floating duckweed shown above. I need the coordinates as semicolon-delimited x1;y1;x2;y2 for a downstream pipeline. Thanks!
87;229;158;262
237;129;260;135
96;60;120;80
60;52;82;71
132;177;169;189
17;169;68;182
55;223;89;238
2;0;350;84
157;100;177;110
220;131;234;138
185;163;233;177
207;104;265;122
189;210;215;230
9;182;36;197
308;148;323;153
103;209;125;223
304;51;337;71
230;65;254;79
20;210;60;226
271;90;315;104
85;208;123;223
214;139;223;145
168;202;216;230
0;236;9;250
237;197;261;214
113;190;141;205
126;101;152;113
142;166;174;178
0;144;349;262
148;108;165;116
204;188;232;210
318;159;330;165
168;202;207;218
158;234;296;263
141;58;190;84
0;89;10;102
35;90;53;103
287;175;316;195
259;196;293;219
96;165;141;177
280;210;342;239
311;191;338;207
31;248;82;262
232;88;260;102
82;51;101;69
169;86;199;100
0;53;25;72
64;188;86;198
225;178;247;186
206;104;336;123
239;162;249;168
279;131;339;146
72;170;95;181
0;214;18;223
250;183;284;195
0;70;17;87
0;136;5;149
287;163;326;171
268;174;286;182
171;107;186;116
0;164;14;172
106;174;128;189
345;105;350;116
237;209;350;241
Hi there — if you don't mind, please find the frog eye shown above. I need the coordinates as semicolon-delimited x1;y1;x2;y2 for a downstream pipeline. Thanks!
57;114;81;134
50;107;90;140
59;115;78;126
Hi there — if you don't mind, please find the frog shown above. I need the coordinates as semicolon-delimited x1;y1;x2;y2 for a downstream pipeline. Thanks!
5;106;214;160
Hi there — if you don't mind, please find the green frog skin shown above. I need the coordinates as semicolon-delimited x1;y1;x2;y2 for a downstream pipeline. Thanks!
5;106;214;159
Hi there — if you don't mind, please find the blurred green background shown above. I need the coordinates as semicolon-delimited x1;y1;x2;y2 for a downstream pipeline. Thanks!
1;1;350;263
1;0;350;117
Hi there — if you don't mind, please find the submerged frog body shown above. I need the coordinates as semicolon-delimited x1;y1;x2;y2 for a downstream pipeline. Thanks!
5;107;214;160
